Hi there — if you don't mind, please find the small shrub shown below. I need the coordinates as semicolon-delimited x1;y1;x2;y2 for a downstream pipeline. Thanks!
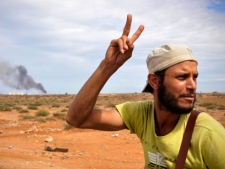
53;112;66;120
218;105;225;110
13;106;22;111
106;103;115;108
36;110;49;116
199;102;216;109
46;117;55;121
0;105;11;111
28;104;38;110
199;102;225;110
34;117;46;123
19;109;29;113
52;103;60;108
20;115;34;120
94;106;100;109
61;109;67;112
33;102;43;106
64;124;73;130
205;104;215;109
199;102;212;107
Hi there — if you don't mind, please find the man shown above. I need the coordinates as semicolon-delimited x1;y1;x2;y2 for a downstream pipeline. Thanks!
66;14;225;168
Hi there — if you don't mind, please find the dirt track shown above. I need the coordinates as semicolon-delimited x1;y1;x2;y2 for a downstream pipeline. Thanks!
0;93;224;169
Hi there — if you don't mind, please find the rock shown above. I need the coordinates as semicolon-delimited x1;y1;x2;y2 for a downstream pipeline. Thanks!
45;145;54;151
111;133;119;137
54;148;68;152
45;137;53;142
45;145;68;152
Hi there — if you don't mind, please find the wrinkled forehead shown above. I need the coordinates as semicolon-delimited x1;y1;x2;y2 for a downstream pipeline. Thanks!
164;60;198;74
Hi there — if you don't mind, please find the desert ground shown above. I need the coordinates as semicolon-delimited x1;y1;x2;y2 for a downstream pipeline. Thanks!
0;93;225;169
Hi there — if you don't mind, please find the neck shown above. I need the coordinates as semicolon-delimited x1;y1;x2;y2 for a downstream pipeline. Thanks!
154;107;180;136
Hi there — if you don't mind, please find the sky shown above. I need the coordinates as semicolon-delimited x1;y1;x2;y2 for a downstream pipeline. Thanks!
0;0;225;94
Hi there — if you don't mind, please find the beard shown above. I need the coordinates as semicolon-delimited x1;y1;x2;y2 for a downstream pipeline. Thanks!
158;83;196;114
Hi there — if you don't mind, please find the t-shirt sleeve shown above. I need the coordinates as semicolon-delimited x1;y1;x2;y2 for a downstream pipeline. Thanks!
115;100;154;137
202;122;225;168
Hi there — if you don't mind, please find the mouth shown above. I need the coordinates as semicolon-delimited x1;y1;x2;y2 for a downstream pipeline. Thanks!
181;95;195;101
184;97;195;101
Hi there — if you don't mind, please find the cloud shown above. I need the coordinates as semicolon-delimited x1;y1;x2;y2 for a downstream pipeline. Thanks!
0;0;225;94
215;78;225;81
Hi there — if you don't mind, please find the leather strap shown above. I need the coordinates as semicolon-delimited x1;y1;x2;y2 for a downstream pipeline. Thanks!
175;110;201;169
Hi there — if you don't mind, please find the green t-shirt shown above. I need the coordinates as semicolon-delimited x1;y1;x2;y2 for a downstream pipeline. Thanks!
116;100;225;169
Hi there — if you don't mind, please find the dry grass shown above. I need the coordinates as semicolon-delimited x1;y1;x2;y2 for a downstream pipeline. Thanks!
0;93;225;126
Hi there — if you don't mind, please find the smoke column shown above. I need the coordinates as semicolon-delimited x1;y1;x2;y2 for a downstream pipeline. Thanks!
0;60;47;94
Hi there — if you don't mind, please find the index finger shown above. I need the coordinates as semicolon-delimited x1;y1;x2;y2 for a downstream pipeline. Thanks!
130;25;145;44
122;14;132;37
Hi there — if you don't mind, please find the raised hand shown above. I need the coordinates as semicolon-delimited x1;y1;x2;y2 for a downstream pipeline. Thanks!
105;14;144;69
67;14;144;130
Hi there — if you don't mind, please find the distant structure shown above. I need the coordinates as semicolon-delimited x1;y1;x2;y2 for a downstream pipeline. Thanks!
8;92;24;95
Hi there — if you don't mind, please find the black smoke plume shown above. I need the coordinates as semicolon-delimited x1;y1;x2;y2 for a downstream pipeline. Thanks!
0;60;47;94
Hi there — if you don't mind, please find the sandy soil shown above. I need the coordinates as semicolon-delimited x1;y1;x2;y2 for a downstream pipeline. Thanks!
0;93;224;169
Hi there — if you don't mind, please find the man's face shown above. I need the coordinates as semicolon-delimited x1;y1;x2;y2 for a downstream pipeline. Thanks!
158;61;198;114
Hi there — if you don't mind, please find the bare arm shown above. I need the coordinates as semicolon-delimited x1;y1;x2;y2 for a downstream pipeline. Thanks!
66;14;144;130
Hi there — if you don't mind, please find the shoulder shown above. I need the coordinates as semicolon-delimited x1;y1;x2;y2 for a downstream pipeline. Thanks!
195;112;225;168
116;100;154;113
115;100;154;134
194;111;225;146
189;111;225;144
196;112;223;131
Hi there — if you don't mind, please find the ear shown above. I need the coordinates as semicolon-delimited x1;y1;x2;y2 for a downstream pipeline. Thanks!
148;73;160;90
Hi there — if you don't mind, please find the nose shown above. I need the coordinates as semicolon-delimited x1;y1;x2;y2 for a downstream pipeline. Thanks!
186;77;197;91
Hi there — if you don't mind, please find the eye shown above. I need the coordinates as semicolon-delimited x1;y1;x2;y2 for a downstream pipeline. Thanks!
193;74;198;79
177;75;187;80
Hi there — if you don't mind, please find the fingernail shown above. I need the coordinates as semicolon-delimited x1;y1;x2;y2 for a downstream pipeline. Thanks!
121;49;124;54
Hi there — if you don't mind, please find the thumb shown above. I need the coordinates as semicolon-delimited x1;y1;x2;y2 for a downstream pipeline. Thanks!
125;39;134;55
